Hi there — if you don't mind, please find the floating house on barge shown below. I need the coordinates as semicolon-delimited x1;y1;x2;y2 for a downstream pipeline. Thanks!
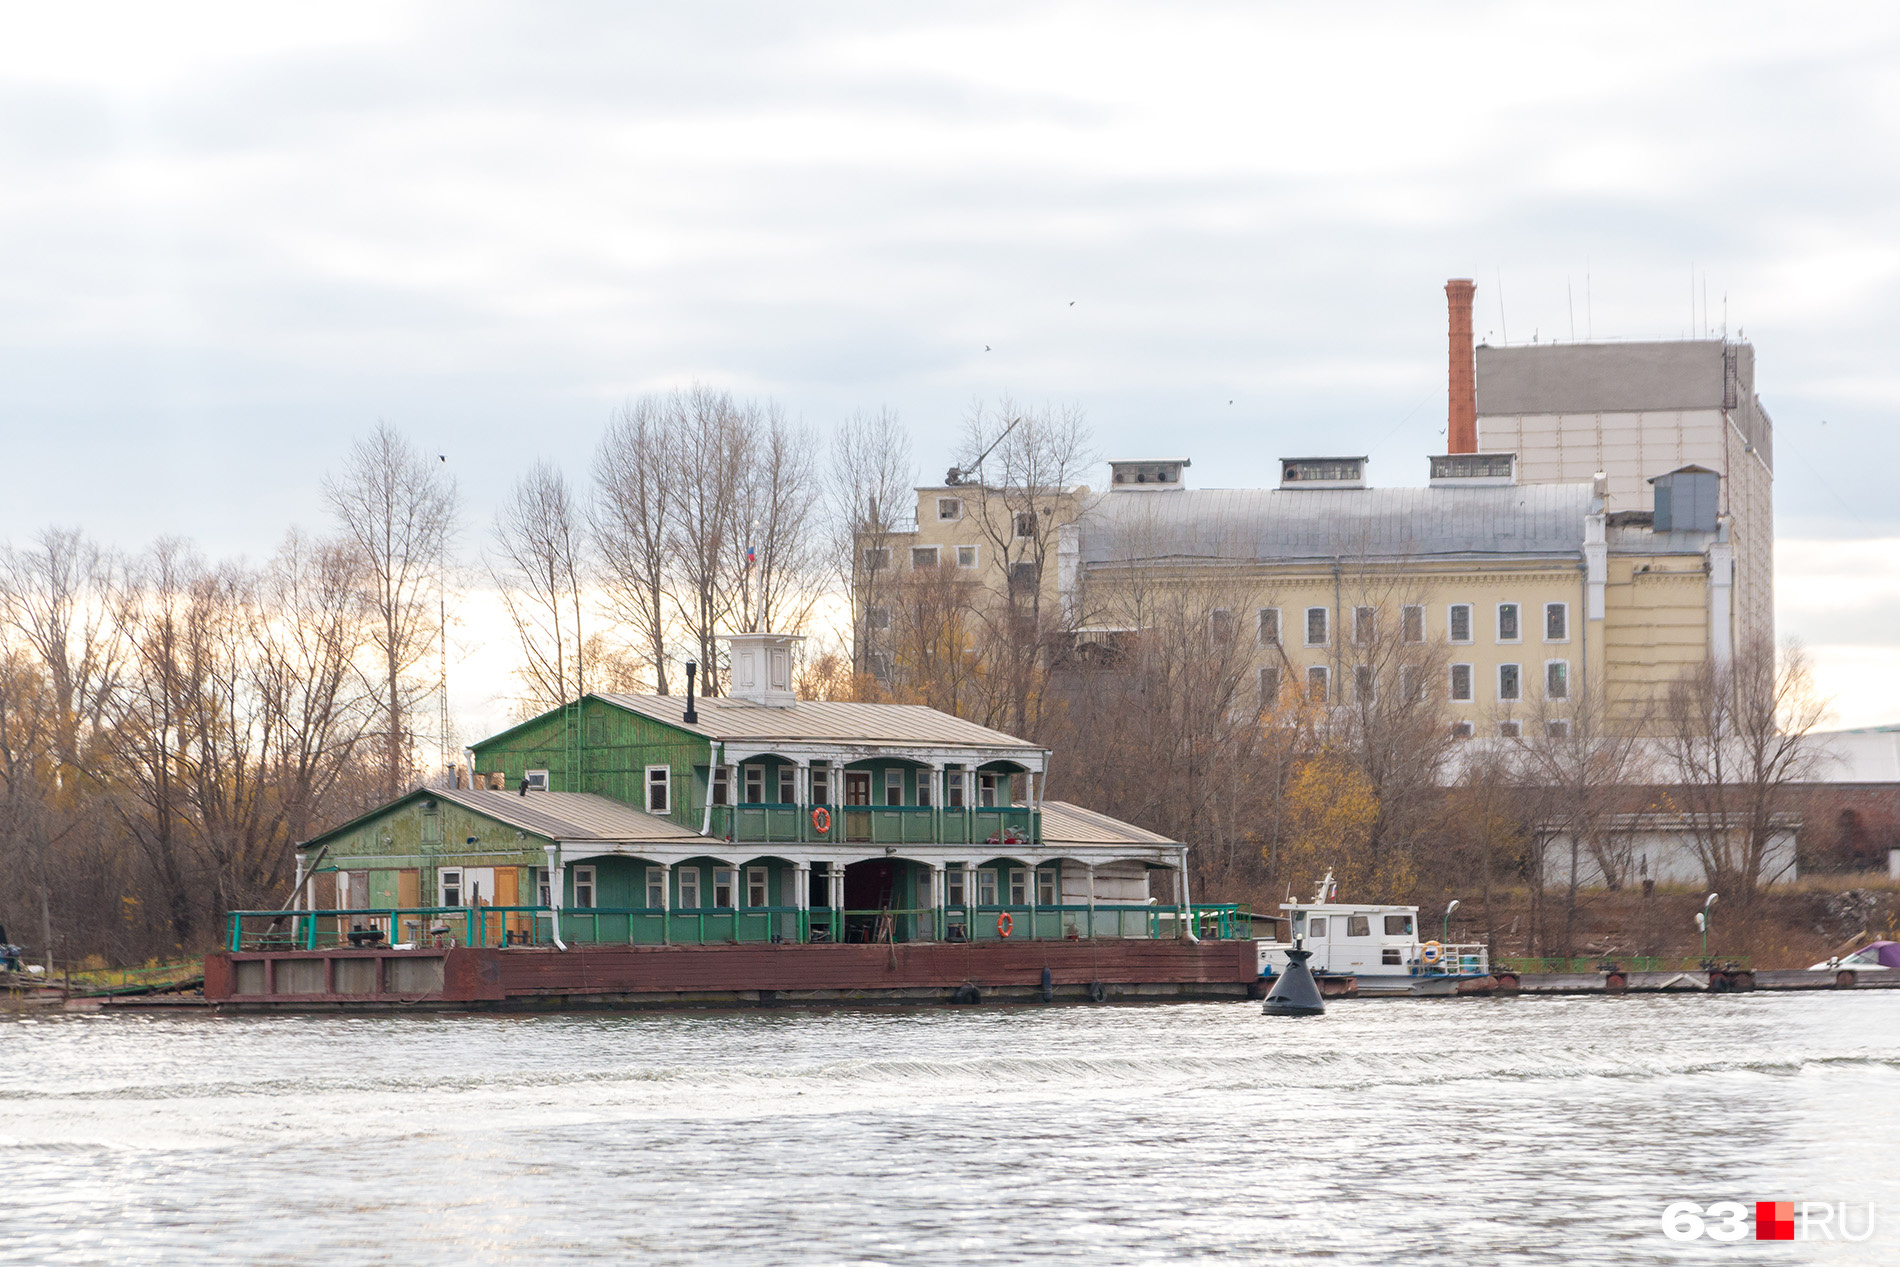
209;634;1254;1009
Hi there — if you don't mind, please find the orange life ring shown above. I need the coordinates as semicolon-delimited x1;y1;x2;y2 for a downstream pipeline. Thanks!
811;806;831;833
996;912;1014;938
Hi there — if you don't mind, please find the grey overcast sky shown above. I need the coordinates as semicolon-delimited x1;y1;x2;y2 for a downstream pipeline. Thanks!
4;1;1898;729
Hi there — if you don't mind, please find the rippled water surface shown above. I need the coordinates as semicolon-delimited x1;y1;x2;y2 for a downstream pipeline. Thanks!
4;994;1899;1265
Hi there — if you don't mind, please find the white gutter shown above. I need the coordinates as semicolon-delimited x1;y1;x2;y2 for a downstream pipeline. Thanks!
701;741;723;836
543;842;568;951
1179;845;1199;942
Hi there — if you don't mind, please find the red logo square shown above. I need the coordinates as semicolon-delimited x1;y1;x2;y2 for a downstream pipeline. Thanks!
1757;1202;1795;1241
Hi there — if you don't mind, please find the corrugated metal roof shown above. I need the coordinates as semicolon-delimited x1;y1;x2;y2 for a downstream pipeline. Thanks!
1078;484;1593;565
596;692;1042;750
1039;800;1179;846
438;788;706;843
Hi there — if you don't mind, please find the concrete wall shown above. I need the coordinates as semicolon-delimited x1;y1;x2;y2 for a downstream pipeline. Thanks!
1538;824;1798;888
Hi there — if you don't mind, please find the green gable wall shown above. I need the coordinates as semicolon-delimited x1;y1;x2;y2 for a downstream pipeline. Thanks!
470;697;712;826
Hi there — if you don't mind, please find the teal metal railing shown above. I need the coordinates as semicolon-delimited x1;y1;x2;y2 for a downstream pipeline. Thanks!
704;803;1039;846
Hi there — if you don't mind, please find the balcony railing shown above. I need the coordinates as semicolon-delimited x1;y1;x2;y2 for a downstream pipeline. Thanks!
225;902;1248;951
706;803;1038;847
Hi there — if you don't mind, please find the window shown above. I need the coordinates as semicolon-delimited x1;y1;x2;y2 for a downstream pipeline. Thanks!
778;765;796;804
866;606;890;631
916;771;932;808
537;868;552;907
885;769;904;806
957;545;978;569
1353;606;1376;645
1499;663;1521;701
1346;915;1370;937
1546;661;1569;700
573;865;596;910
1402;605;1424;643
439;868;462;907
746;866;768;908
1546;719;1571;739
917;869;932;910
947;769;965;808
977;869;998;906
1545;602;1568;642
1384;915;1413;936
1008;561;1038;593
1257;608;1280;646
977;772;999;807
867;651;893;682
946;867;966;907
1014;511;1038;539
1354;665;1375;703
1382;948;1403;965
811;766;830;805
1309;916;1328;938
421;802;441;844
1450;720;1474;739
1305;606;1329;646
744;765;765;804
1497;602;1520;642
1498;719;1522;738
1448;604;1472;643
1398;665;1422;703
524;769;549;791
911;546;939;569
1258;666;1281;709
1037;868;1057;906
863;547;890;571
679;867;701;909
711;766;731;806
1210;609;1236;642
1008;869;1029;906
713;868;735;909
1306;665;1329;703
645;765;670;814
1449;664;1473;702
646;867;666;909
937;497;963;521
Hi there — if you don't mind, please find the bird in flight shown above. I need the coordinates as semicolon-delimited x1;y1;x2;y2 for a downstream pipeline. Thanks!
1069;301;1075;306
984;345;991;352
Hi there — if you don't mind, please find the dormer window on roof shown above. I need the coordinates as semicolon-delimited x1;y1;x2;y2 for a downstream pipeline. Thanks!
1280;457;1367;489
1110;459;1190;489
1429;453;1516;486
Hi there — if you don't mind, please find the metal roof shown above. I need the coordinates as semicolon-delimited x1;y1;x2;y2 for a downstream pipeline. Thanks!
595;692;1042;751
1076;483;1594;566
436;787;706;843
1038;800;1179;846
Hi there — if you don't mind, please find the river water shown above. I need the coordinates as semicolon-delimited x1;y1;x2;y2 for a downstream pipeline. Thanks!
3;993;1897;1265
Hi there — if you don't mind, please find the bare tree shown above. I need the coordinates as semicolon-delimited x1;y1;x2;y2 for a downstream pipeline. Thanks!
739;405;825;636
322;422;458;795
669;387;749;689
1655;637;1829;905
593;397;678;694
830;406;915;677
490;461;590;712
0;528;130;773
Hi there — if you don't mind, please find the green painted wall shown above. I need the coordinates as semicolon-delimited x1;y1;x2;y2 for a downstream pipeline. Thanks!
470;697;712;826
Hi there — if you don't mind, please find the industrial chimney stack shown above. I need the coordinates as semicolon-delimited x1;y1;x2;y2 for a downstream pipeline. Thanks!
1446;278;1477;454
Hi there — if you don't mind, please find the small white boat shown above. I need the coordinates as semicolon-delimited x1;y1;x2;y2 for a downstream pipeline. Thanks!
1255;873;1491;997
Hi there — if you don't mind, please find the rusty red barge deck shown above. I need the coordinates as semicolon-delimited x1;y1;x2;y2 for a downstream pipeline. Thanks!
201;940;1262;1010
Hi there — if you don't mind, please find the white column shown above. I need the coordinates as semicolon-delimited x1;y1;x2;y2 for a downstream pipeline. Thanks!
543;843;567;951
659;859;671;946
794;860;810;943
1086;863;1096;940
1026;856;1038;941
928;861;945;942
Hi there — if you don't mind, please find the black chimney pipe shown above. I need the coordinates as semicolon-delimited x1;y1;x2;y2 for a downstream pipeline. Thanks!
683;659;698;724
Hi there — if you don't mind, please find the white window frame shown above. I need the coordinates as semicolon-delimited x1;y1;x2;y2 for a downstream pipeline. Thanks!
524;769;549;791
977;772;999;807
743;764;765;804
646;866;666;910
710;765;731;806
1304;606;1329;647
1306;665;1329;703
946;866;967;907
745;865;769;908
1398;665;1421;703
573;865;596;910
810;765;831;805
438;867;463;908
937;497;963;521
645;764;671;815
1037;867;1057;907
1497;602;1522;644
866;606;890;631
1498;662;1522;702
1352;606;1376;646
1008;868;1029;906
1545;660;1570;701
1013;511;1037;540
1447;603;1473;645
1498;719;1522;738
956;544;979;569
679;867;701;910
1401;604;1425;644
916;771;932;808
885;768;904;806
1449;663;1473;702
1450;720;1475;739
1353;664;1375;704
1210;609;1237;642
910;545;939;569
1546;719;1571;739
946;769;965;808
712;867;736;909
1257;607;1280;647
777;764;796;804
536;868;552;907
977;868;999;906
1544;602;1570;643
863;546;890;571
1258;665;1281;708
916;868;933;910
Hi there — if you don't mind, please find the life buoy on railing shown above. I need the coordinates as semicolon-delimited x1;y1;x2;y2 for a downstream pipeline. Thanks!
811;806;831;834
1420;940;1444;966
996;912;1014;938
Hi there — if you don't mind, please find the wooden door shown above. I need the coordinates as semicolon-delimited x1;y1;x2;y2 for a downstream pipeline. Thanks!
844;771;872;842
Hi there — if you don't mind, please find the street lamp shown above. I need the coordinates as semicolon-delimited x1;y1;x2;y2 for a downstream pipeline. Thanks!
1443;898;1460;944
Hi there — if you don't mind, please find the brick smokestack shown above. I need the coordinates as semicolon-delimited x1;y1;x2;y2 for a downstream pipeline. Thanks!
1446;278;1477;454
